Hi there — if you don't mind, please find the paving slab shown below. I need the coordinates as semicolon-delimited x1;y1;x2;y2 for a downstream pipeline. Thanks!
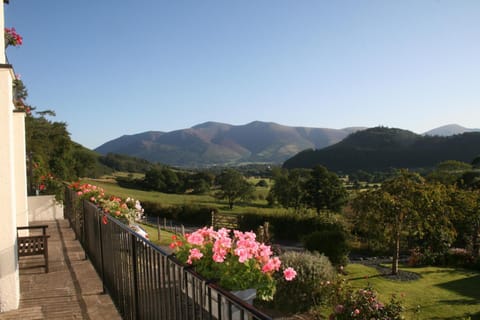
0;219;121;320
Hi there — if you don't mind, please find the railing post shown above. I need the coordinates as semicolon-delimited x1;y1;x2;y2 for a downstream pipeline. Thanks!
99;213;106;294
82;200;87;260
131;233;140;320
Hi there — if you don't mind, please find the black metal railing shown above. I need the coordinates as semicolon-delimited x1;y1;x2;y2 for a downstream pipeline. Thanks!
64;188;272;320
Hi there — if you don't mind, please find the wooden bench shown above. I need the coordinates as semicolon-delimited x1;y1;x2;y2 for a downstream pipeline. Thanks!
17;225;49;273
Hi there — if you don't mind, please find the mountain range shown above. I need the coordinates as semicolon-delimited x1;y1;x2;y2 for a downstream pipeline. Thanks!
95;121;364;167
95;122;479;169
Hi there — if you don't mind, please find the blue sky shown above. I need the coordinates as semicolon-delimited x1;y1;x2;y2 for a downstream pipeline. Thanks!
5;1;480;149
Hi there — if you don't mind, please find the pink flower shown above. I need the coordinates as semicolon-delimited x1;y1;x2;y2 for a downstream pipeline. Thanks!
212;232;232;262
186;231;205;246
283;267;297;281
256;243;272;264
353;308;360;315
187;248;203;264
262;257;281;273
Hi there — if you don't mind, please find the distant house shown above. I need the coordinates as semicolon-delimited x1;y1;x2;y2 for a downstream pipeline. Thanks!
0;0;29;312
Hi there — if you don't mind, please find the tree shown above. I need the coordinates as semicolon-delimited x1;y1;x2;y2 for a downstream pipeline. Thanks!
449;188;480;257
304;165;347;214
354;170;456;273
411;181;456;257
458;171;480;190
143;167;181;193
184;171;215;194
472;156;480;169
71;145;97;178
25;109;79;196
427;160;472;185
269;168;309;212
353;170;425;274
215;169;254;209
143;167;166;191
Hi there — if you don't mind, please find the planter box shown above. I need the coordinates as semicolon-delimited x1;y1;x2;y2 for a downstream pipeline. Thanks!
182;273;257;320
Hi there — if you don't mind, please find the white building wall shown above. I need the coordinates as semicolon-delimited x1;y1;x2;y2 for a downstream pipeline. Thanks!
0;2;21;312
14;111;29;229
0;68;20;312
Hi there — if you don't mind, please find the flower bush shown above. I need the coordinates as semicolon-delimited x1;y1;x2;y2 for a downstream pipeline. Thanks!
5;27;23;47
69;182;144;224
328;285;404;320
170;227;296;301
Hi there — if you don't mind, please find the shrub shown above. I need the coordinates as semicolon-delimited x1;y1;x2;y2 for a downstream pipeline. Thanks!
445;248;475;267
272;251;336;314
238;212;348;242
471;256;480;271
302;230;350;266
329;286;404;320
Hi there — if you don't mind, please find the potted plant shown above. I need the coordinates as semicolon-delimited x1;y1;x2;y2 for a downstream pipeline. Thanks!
170;227;296;302
69;182;144;224
5;27;22;47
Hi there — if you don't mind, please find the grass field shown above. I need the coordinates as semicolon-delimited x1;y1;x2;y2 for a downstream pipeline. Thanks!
81;178;297;216
137;222;175;247
345;264;480;320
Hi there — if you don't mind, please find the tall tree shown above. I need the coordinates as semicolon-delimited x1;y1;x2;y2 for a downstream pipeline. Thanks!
449;188;480;257
304;165;347;214
25;110;78;195
353;170;425;274
269;168;309;212
215;169;254;209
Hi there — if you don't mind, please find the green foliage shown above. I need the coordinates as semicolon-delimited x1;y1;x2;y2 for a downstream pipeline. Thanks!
472;156;480;168
304;165;348;213
328;285;404;320
238;212;347;242
272;251;337;313
269;166;347;215
447;188;480;257
352;170;454;274
427;160;472;185
302;230;350;266
215;168;255;209
26;111;76;198
268;168;309;212
99;153;154;173
458;170;480;189
284;126;480;173
184;171;215;194
255;179;269;187
144;167;181;193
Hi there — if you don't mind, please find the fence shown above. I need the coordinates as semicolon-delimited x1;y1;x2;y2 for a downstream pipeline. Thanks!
64;188;272;320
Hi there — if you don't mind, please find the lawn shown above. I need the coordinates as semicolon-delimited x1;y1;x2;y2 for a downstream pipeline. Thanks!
345;263;480;320
80;178;297;216
137;222;175;248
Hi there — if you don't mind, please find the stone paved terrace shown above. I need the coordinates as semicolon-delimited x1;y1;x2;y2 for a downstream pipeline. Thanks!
0;219;121;320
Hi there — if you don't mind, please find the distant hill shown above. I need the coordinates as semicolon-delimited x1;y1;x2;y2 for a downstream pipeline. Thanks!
95;121;365;167
283;127;480;173
423;124;480;136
